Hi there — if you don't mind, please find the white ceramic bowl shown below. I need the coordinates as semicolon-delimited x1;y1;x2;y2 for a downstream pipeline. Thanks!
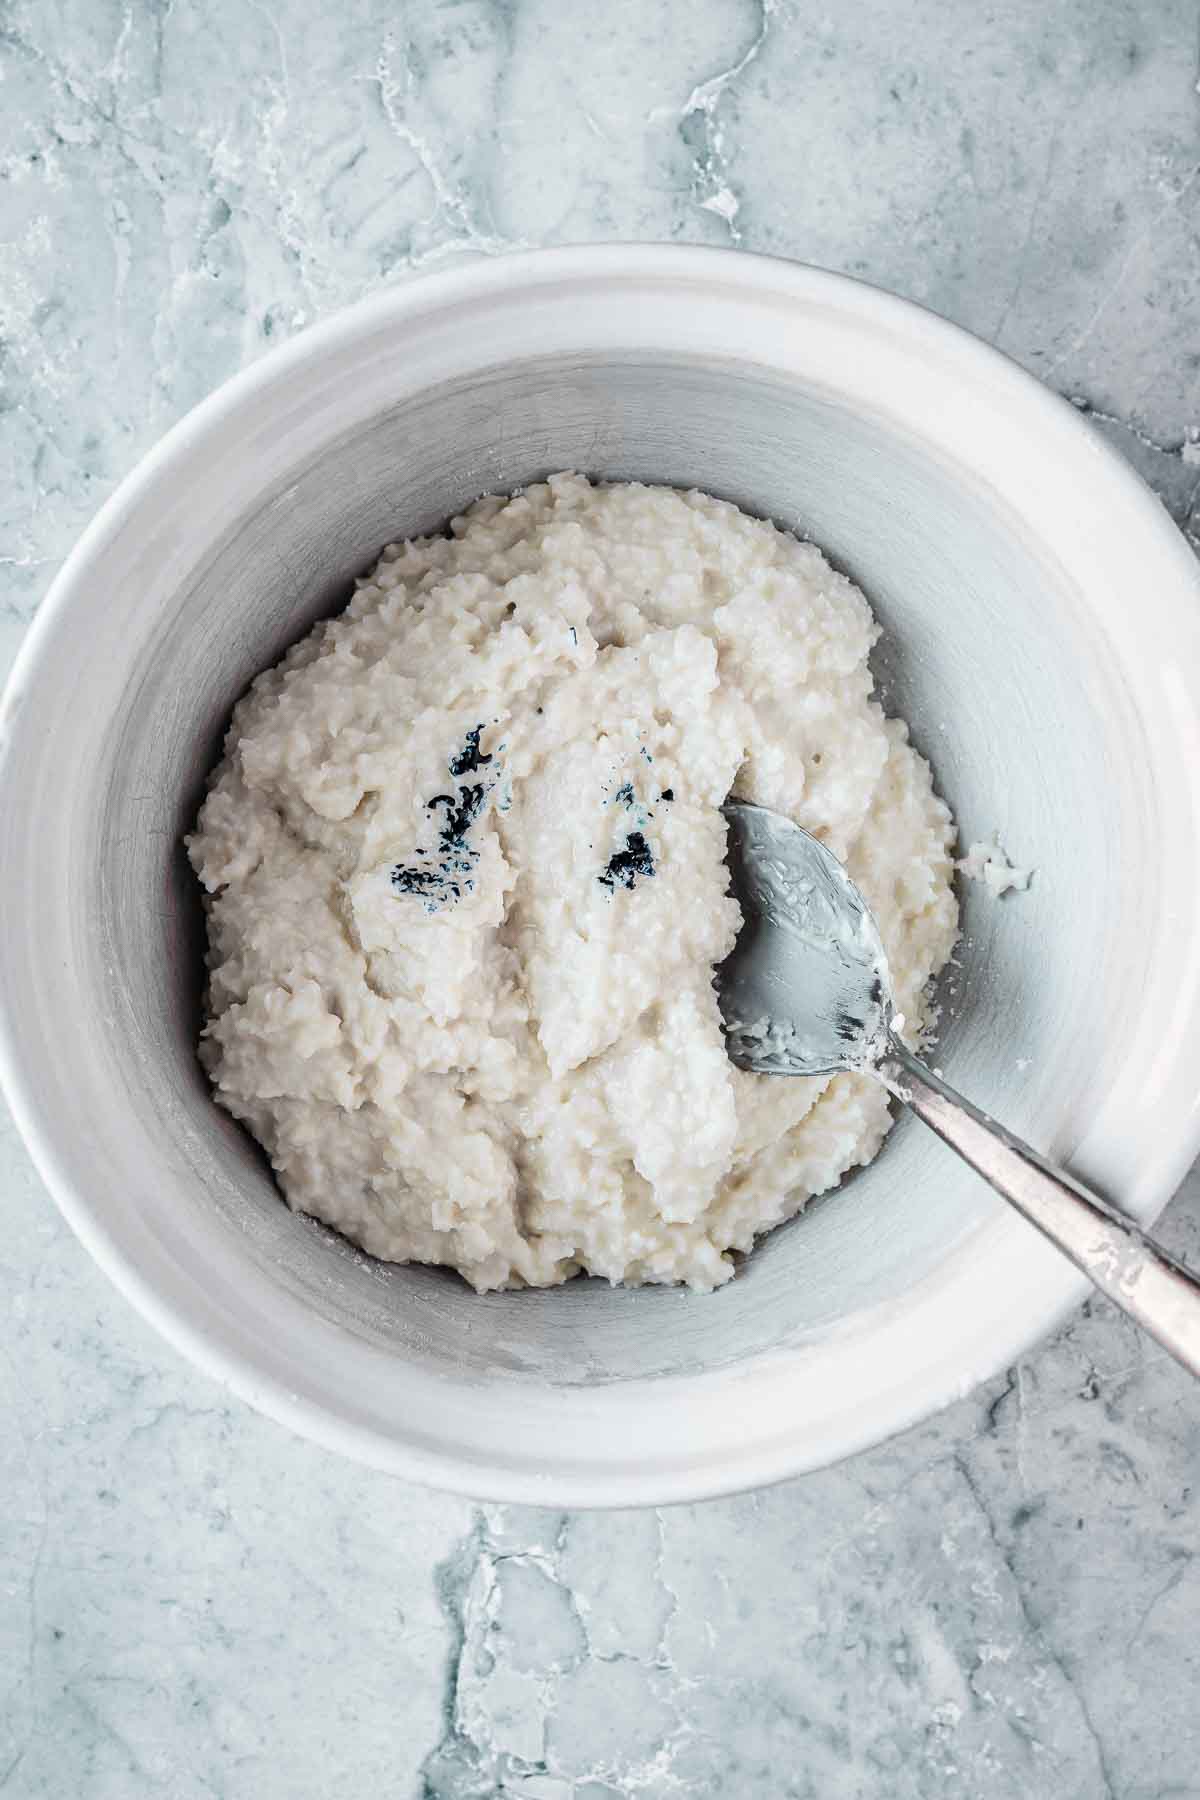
3;246;1200;1506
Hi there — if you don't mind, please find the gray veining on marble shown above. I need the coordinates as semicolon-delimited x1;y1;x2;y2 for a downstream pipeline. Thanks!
2;1;1200;1794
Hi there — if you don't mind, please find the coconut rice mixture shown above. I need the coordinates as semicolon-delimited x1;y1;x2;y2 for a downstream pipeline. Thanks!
188;475;958;1291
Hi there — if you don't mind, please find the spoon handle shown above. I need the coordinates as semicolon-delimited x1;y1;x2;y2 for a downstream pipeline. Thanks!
883;1037;1200;1379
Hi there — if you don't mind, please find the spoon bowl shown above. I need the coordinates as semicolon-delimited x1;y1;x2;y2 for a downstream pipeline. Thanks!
718;800;893;1077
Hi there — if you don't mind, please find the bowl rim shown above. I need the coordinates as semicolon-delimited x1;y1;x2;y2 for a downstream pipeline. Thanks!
4;242;1200;1506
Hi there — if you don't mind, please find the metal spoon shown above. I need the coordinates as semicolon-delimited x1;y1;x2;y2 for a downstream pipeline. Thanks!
718;799;1200;1378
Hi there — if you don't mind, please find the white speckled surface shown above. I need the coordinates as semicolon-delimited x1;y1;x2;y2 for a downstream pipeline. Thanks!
3;2;1200;1794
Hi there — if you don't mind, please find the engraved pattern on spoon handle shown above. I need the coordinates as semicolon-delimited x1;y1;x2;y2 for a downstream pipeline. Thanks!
883;1038;1200;1380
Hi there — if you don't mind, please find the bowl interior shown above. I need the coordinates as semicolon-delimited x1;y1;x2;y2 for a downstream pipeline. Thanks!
93;351;1135;1384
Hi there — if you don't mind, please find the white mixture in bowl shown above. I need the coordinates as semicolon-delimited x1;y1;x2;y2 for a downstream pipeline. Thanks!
188;475;958;1291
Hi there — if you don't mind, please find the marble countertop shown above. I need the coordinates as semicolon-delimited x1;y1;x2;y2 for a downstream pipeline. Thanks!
3;1;1200;1794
